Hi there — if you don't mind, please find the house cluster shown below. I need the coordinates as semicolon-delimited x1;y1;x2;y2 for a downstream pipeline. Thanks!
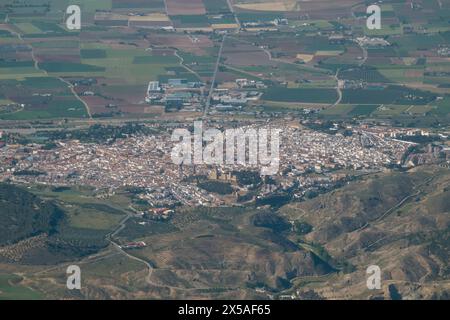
120;241;147;250
145;79;204;112
356;36;390;47
136;208;175;221
242;18;289;30
211;79;265;113
1;122;445;208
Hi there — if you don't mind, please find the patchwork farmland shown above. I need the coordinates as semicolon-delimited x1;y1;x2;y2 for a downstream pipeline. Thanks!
1;0;450;302
0;0;449;122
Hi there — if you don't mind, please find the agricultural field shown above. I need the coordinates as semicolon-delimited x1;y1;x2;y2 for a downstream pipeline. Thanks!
341;86;437;105
166;0;207;16
322;104;382;117
204;0;232;14
0;274;43;300
0;0;449;122
1;0;450;303
263;87;338;104
0;77;89;120
0;25;207;118
233;0;300;12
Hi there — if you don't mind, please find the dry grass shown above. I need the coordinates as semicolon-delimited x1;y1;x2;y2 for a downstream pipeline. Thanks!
296;53;314;62
129;14;170;22
235;0;300;12
212;23;240;29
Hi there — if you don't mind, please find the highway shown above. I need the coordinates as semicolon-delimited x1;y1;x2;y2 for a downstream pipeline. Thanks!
203;35;227;118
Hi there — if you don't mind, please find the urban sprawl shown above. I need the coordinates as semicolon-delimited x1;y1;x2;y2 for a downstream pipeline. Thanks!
2;122;445;208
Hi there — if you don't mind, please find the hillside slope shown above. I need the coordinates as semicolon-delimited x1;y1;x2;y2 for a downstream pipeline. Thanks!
280;165;450;299
0;183;63;246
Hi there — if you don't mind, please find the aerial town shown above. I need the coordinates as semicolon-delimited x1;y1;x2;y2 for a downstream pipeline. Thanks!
2;122;446;209
1;0;450;302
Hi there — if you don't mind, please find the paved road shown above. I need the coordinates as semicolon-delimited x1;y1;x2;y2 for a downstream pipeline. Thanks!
333;69;343;107
358;43;368;66
107;211;155;286
7;26;93;119
204;35;227;118
58;77;93;119
226;0;241;29
355;175;436;234
174;50;202;81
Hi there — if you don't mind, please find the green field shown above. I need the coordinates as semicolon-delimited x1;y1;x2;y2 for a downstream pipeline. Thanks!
18;184;130;234
0;275;43;300
0;100;88;120
132;55;179;64
263;87;338;104
321;104;358;116
372;104;411;116
0;66;45;80
81;49;107;59
204;0;231;14
347;104;380;116
339;67;390;83
171;15;211;28
434;97;450;115
14;23;42;34
39;62;106;73
341;86;436;105
0;76;90;120
32;40;80;48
